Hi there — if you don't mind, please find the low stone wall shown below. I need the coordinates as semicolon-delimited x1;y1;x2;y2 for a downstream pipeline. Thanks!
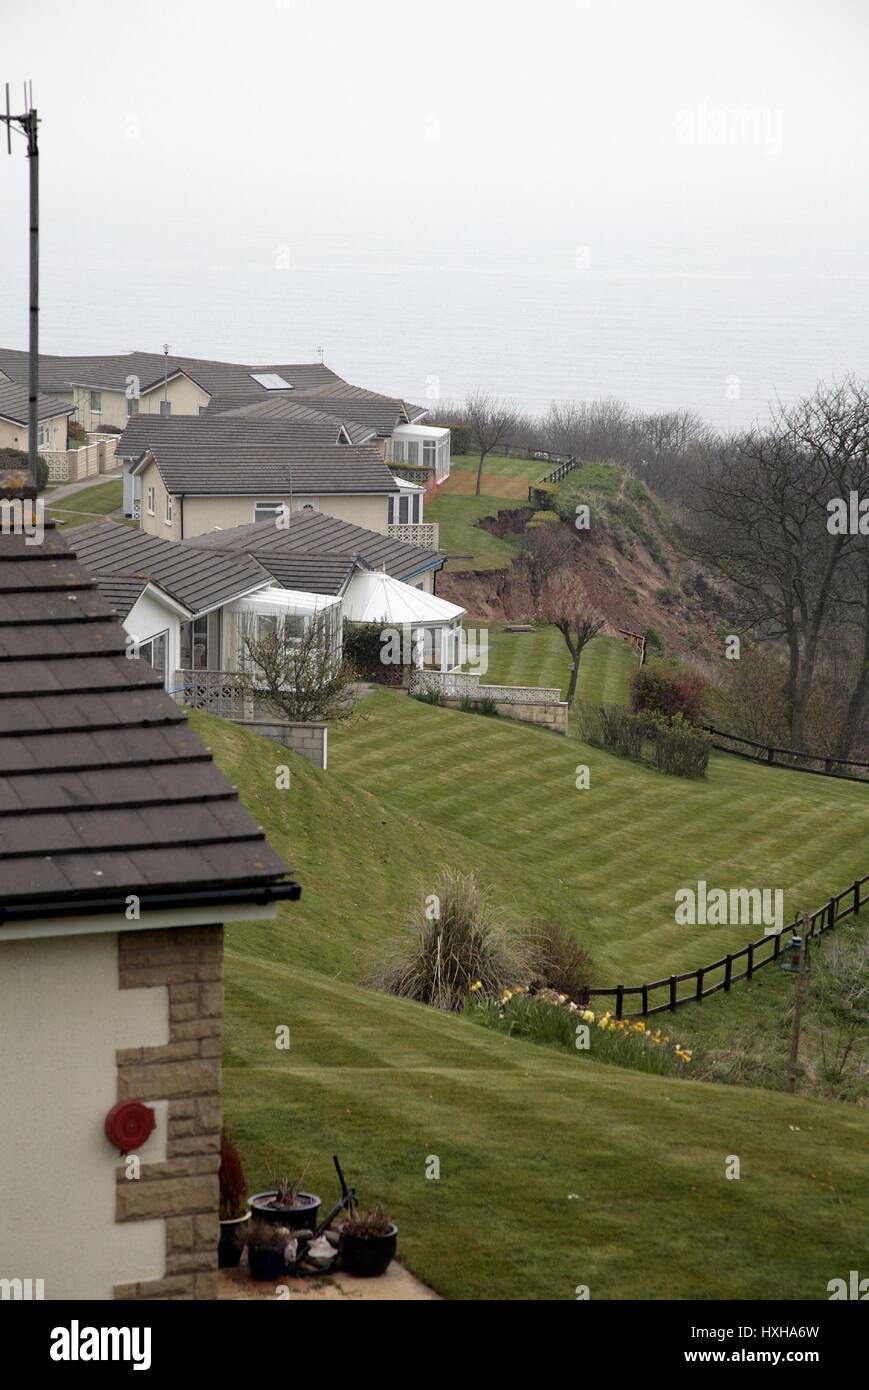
409;669;568;735
114;924;224;1301
234;718;328;769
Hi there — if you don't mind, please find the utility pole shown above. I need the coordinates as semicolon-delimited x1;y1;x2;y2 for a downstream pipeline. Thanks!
1;83;39;493
162;343;170;410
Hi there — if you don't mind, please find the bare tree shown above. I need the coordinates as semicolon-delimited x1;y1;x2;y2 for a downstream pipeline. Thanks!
515;523;578;618
689;379;869;748
463;389;518;496
243;614;357;723
540;570;606;708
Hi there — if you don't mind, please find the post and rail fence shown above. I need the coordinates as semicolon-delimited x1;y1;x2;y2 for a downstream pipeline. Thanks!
585;873;868;1019
701;725;869;783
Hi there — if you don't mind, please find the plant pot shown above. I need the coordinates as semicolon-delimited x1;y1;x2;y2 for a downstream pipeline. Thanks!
218;1211;250;1268
249;1190;321;1232
248;1245;287;1281
339;1223;398;1278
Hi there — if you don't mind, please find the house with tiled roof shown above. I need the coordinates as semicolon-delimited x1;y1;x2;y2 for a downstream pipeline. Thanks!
116;414;437;545
68;515;462;710
0;381;75;455
0;486;301;1300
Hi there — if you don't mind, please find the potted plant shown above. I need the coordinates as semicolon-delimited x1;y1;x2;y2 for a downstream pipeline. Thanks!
218;1131;250;1268
249;1171;321;1232
338;1205;398;1278
244;1220;293;1281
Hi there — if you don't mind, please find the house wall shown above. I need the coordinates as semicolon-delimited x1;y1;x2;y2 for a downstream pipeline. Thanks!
138;485;391;540
137;459;181;540
73;376;210;433
140;376;210;417
72;386;129;433
0;411;70;454
124;590;184;688
114;925;224;1301
0;931;168;1300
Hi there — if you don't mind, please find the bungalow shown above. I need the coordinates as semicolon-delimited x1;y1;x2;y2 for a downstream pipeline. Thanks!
117;416;420;541
0;382;75;455
0;350;450;487
71;515;465;709
0;499;300;1300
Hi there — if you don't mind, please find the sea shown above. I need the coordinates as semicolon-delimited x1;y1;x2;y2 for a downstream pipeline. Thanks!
1;240;866;433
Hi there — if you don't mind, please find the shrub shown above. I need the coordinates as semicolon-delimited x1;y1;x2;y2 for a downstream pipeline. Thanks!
630;660;706;724
644;627;664;657
68;420;87;443
578;702;649;761
218;1130;247;1220
459;694;499;717
650;714;711;777
0;445;48;492
527;923;593;999
414;687;442;705
343;620;409;686
368;869;532;1012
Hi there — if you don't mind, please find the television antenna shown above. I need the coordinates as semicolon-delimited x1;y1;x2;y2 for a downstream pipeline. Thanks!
1;82;39;490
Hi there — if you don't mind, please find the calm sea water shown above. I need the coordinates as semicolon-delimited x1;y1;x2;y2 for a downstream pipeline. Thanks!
3;247;867;431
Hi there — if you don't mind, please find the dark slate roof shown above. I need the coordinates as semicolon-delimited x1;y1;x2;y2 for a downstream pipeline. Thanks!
68;521;271;615
0;348;343;402
95;575;149;619
189;513;443;587
215;397;377;444
0;383;76;425
0;520;298;922
118;417;398;496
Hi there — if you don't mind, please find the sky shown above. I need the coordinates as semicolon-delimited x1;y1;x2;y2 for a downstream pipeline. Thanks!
0;0;867;418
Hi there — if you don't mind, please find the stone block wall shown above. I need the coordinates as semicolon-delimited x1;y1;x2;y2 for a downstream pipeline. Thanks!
235;719;328;769
114;925;224;1301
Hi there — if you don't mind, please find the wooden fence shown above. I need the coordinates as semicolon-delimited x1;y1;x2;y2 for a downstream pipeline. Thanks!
585;874;868;1019
702;725;869;783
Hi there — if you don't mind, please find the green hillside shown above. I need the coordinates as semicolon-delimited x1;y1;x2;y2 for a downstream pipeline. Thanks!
189;679;869;1299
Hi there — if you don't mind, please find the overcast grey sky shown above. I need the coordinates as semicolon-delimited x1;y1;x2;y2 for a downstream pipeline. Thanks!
1;0;867;417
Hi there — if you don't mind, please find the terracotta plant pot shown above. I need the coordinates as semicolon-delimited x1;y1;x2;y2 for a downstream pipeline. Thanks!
218;1211;250;1268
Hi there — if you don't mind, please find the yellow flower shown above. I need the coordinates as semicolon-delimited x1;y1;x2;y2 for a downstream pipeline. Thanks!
580;1009;596;1024
469;980;483;993
632;1021;646;1032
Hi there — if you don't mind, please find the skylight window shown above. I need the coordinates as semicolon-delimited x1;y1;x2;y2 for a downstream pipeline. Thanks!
250;372;293;391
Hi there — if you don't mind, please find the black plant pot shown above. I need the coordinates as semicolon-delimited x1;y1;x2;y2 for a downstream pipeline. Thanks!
248;1245;287;1281
339;1223;398;1278
249;1190;321;1232
218;1212;250;1269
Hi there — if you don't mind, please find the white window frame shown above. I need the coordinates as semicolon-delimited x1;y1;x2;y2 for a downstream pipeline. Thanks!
146;486;156;516
37;419;52;449
296;498;320;512
164;492;173;526
253;500;284;525
89;390;102;413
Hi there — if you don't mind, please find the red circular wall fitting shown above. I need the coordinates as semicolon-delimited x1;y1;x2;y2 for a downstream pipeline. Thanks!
104;1100;156;1155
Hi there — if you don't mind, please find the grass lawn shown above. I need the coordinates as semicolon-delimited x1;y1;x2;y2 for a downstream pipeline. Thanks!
44;478;124;529
426;494;528;568
186;708;869;1299
483;627;636;709
427;452;552;568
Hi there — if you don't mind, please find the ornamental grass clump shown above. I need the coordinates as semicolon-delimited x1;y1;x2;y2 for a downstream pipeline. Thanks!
368;869;532;1012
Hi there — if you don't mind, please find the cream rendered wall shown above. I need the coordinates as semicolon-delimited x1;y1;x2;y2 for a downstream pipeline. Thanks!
0;932;169;1300
140;375;210;416
72;386;129;433
180;492;391;538
0;412;70;453
138;460;181;541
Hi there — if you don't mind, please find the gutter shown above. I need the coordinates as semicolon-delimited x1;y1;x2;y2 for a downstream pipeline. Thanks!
0;878;301;926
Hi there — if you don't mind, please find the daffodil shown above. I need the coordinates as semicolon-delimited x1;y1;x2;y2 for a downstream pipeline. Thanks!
469;980;483;993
